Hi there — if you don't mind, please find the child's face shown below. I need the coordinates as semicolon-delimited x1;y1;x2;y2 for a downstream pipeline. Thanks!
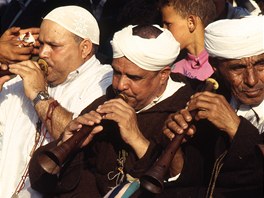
161;5;190;49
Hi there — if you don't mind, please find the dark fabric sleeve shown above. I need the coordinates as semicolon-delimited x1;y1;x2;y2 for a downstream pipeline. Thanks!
217;117;263;189
128;140;163;178
163;143;204;187
226;117;263;157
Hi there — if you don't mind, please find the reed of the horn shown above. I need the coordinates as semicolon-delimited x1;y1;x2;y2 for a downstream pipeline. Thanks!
140;78;219;194
37;58;48;76
38;93;127;175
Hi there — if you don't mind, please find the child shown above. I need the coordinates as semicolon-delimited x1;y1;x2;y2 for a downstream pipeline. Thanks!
159;0;216;80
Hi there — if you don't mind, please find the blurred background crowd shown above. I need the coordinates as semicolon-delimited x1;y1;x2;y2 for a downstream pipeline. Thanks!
0;0;263;64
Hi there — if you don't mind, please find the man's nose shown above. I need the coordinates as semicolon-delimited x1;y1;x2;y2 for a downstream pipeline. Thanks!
39;45;50;58
117;75;129;91
244;67;258;87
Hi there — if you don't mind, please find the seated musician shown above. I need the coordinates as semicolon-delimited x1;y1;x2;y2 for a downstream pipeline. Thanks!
159;15;263;198
28;24;197;197
0;6;113;198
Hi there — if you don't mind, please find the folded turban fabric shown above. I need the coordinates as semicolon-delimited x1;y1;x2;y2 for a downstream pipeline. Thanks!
111;25;180;71
43;6;100;45
205;16;264;59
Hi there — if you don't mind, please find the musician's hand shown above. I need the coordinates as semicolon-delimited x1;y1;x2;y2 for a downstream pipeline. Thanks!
8;60;46;100
163;109;196;141
62;111;103;147
96;98;150;158
187;91;240;139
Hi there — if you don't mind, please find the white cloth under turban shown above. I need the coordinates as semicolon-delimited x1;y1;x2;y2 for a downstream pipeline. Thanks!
111;25;180;71
205;16;264;59
44;6;99;45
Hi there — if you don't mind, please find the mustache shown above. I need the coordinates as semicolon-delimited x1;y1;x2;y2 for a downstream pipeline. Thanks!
113;89;122;96
239;85;264;92
113;89;133;100
241;87;264;92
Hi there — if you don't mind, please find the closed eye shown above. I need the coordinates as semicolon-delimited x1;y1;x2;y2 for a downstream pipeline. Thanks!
126;74;142;81
163;22;171;29
229;64;245;71
254;60;264;71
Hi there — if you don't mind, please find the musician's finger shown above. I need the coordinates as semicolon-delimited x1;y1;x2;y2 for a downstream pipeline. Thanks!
163;128;175;140
10;60;33;69
81;125;103;147
76;111;102;125
66;122;82;132
187;92;219;111
187;98;213;114
169;114;189;133
9;62;32;76
165;120;181;135
188;91;215;102
61;122;82;143
185;125;196;136
96;99;128;122
178;109;192;122
191;91;217;99
9;61;38;76
97;98;127;113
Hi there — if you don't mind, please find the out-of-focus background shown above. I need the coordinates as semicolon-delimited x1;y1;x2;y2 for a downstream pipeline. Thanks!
0;0;262;64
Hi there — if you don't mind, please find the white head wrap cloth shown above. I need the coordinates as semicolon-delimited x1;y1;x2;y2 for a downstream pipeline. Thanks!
43;6;100;45
205;16;264;59
111;25;180;71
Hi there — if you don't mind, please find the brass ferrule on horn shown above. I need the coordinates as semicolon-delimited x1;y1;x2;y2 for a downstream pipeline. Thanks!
37;58;49;76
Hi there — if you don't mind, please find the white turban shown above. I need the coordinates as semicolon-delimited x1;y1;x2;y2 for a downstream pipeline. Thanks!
111;25;180;71
44;6;100;45
205;16;264;59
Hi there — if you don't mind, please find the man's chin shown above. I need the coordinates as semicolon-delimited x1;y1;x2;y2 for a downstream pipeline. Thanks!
238;97;264;107
47;80;58;88
127;100;137;109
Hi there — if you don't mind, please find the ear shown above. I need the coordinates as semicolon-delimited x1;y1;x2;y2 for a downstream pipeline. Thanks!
160;66;171;85
187;15;197;33
80;39;93;59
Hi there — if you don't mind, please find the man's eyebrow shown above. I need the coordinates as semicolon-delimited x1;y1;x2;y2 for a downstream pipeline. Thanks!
254;57;264;65
228;63;246;69
163;21;170;25
126;73;142;79
255;56;264;63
